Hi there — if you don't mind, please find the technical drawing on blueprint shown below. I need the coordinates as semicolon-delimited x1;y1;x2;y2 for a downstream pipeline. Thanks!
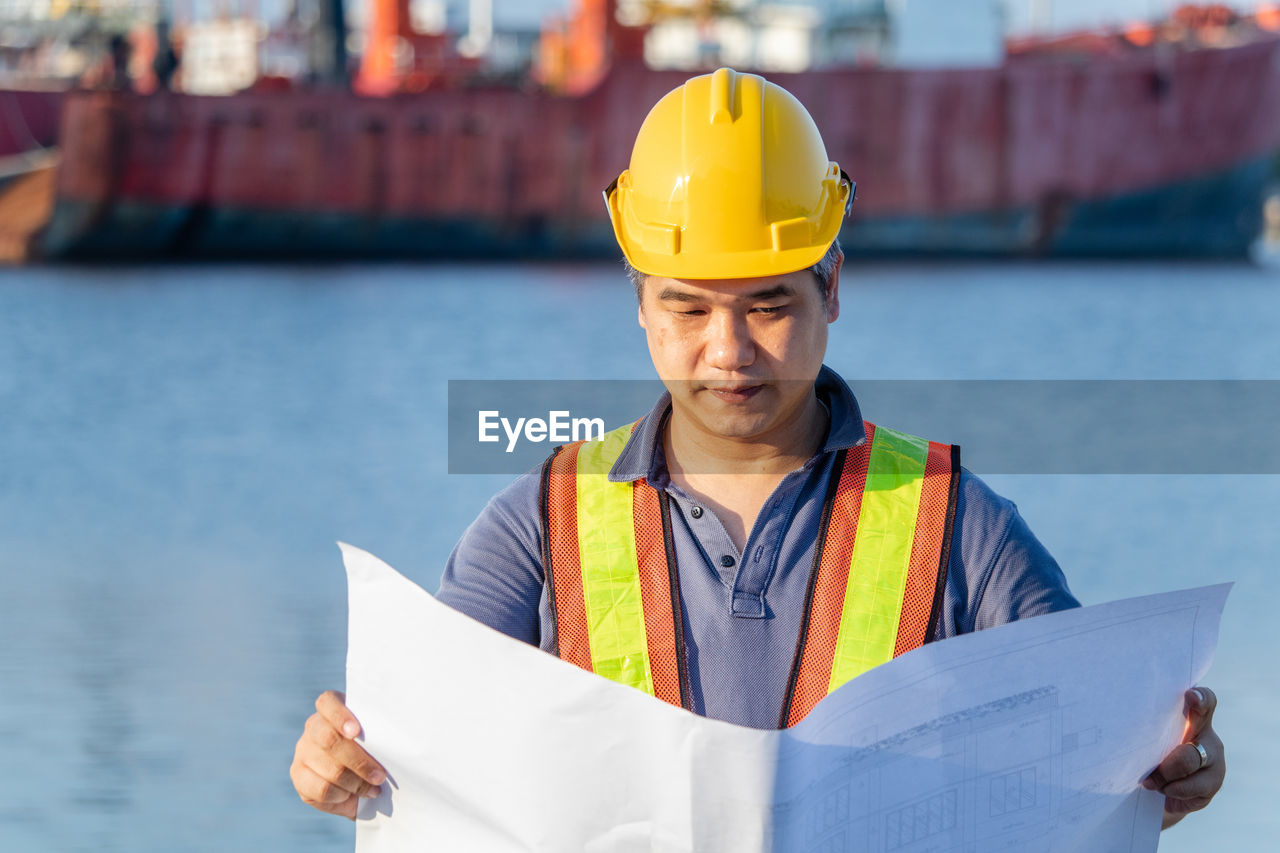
773;686;1147;853
779;688;1067;852
760;582;1230;853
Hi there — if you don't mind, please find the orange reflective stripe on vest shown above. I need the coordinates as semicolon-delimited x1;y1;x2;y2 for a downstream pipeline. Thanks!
540;420;958;726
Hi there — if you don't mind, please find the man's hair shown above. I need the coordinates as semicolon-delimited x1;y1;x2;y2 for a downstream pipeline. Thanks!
624;239;843;302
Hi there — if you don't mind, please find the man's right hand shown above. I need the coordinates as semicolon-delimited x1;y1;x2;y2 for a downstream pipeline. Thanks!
290;690;387;820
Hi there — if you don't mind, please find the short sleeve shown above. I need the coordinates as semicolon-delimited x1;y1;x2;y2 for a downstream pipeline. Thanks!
435;470;547;647
941;469;1081;637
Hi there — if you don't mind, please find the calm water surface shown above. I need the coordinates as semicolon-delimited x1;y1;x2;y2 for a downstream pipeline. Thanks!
1;260;1277;851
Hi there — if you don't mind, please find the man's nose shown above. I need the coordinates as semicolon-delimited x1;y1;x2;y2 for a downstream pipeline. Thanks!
704;311;755;372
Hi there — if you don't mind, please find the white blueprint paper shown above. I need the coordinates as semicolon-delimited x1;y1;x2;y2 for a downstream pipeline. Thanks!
340;543;1229;853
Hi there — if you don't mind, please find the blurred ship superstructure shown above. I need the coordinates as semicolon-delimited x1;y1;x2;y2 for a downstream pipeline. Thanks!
8;1;1280;259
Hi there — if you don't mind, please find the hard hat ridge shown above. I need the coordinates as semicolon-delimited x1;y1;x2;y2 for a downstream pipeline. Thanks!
605;67;854;281
707;66;742;125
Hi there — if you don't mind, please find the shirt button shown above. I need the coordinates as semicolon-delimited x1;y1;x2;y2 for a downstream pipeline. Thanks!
690;506;703;519
720;554;736;568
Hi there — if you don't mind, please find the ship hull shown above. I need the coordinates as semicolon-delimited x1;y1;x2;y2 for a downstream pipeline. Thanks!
844;154;1275;258
41;151;1273;260
39;36;1280;260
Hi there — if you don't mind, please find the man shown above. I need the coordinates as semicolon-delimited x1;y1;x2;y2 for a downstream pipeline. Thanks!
291;68;1224;832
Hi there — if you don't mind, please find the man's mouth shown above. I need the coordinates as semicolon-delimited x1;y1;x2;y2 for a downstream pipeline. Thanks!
705;384;764;403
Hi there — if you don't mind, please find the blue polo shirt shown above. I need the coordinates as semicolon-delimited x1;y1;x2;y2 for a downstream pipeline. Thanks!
437;366;1079;729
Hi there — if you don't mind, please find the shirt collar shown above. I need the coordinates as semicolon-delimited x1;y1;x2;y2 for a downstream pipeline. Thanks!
609;364;867;483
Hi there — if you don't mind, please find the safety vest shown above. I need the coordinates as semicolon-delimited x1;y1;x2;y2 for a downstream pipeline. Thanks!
539;420;959;728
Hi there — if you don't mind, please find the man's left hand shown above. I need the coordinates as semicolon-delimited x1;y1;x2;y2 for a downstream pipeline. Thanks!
1142;686;1225;829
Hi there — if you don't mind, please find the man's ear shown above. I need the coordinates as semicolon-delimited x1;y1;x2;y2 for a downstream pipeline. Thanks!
825;249;844;323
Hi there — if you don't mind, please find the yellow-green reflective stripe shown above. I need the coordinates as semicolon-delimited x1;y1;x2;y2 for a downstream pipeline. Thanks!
575;424;654;696
828;425;929;691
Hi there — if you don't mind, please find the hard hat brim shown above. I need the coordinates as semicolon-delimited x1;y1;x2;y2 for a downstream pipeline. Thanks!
619;236;836;281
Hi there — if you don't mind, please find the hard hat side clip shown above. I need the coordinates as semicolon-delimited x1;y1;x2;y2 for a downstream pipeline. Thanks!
841;169;856;218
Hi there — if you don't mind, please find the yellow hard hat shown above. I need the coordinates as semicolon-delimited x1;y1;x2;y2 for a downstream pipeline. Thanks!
604;67;854;280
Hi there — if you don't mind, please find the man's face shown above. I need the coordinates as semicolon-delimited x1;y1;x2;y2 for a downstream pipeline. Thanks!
637;262;841;443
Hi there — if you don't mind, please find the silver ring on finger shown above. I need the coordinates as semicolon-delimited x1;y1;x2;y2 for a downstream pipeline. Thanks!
1192;741;1209;771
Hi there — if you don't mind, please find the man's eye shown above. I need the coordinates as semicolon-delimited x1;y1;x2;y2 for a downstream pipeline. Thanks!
752;306;782;315
676;309;706;317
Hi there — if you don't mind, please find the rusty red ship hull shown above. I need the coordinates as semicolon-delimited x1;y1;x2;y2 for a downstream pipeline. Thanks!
40;37;1280;260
